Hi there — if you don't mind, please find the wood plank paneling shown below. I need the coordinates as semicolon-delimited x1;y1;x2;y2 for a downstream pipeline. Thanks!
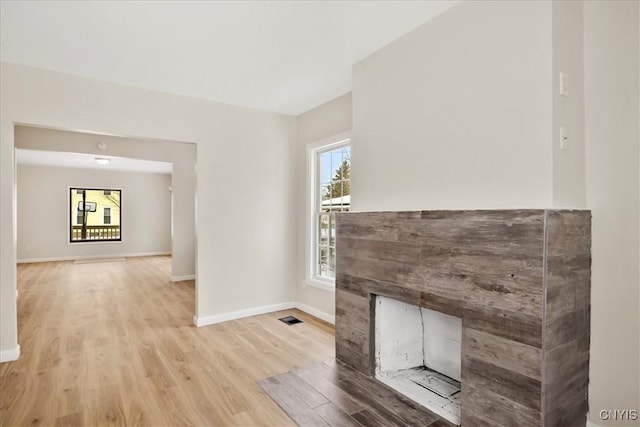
463;305;542;348
419;292;465;318
543;211;591;427
339;238;421;265
463;382;540;427
463;357;541;411
464;327;542;381
335;290;371;374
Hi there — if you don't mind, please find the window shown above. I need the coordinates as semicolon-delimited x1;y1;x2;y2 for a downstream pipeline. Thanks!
103;207;111;224
307;136;350;287
70;188;121;242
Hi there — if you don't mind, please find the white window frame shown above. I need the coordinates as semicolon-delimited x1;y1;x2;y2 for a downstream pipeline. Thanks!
306;132;351;291
67;186;123;245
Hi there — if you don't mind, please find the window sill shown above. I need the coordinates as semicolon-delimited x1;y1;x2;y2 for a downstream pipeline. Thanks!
305;277;336;292
67;240;123;246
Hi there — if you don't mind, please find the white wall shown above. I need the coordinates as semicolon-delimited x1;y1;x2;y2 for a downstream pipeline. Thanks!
15;125;195;279
584;1;639;424
296;93;352;321
352;1;554;212
17;165;171;261
552;0;587;208
0;62;298;356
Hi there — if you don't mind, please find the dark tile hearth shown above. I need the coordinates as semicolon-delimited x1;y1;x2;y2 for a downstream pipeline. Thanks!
258;359;455;427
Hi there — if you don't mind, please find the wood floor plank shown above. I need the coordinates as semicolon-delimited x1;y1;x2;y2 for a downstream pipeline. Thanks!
276;372;330;409
258;376;329;427
293;363;365;415
314;402;365;427
351;408;405;427
54;411;84;427
1;256;334;427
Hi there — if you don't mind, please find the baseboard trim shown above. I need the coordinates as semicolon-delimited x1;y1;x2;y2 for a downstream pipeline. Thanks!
0;345;20;363
587;420;604;427
17;252;171;264
171;274;196;282
193;302;296;327
295;302;335;324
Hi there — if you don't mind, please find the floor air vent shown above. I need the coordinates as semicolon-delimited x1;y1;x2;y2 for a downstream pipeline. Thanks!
279;316;303;325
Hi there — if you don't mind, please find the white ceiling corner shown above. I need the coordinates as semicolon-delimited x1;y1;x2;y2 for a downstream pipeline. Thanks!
0;0;459;115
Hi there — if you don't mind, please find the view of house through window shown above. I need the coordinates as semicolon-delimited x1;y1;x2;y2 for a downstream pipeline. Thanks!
70;188;121;242
314;142;350;281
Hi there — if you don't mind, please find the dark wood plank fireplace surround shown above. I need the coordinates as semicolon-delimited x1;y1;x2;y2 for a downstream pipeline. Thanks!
335;210;591;427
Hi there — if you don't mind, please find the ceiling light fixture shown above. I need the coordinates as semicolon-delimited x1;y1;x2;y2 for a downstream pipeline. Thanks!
95;157;110;165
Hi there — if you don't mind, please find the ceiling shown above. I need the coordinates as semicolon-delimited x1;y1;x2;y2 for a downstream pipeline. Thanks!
0;0;458;115
16;149;173;175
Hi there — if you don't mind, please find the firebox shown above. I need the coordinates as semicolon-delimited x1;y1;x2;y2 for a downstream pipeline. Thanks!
375;295;462;424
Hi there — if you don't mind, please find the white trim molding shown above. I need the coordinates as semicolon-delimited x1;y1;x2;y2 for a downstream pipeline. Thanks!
193;302;296;327
17;252;170;264
0;345;20;363
171;274;196;282
295;302;335;324
586;419;604;427
304;279;337;293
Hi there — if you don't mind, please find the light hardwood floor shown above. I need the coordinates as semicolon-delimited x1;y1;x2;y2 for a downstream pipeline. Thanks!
0;256;335;426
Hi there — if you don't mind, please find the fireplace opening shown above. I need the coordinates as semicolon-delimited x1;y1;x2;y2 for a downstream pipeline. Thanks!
374;296;462;425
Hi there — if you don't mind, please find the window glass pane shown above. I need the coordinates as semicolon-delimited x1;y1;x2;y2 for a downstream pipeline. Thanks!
312;142;350;281
318;246;328;276
328;247;336;278
318;214;329;245
320;151;332;184
331;150;342;177
70;188;121;242
329;214;336;247
321;182;331;201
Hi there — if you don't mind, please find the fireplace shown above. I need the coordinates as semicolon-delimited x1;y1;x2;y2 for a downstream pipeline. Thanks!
375;296;462;424
335;210;591;427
